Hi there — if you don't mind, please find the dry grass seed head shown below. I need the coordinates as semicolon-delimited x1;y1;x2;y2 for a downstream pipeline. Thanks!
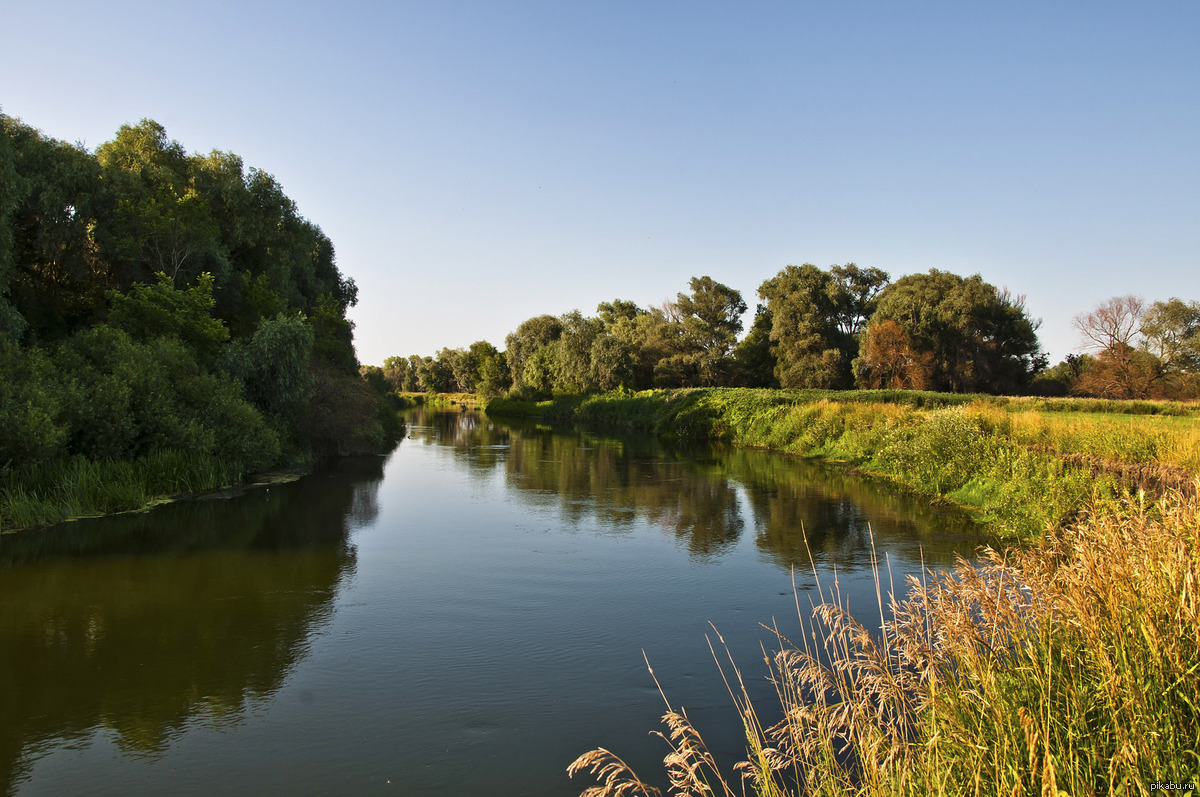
567;748;661;797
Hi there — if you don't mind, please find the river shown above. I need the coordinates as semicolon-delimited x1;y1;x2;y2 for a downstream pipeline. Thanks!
0;408;982;796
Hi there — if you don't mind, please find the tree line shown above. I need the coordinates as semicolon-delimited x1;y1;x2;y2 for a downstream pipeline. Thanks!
1038;296;1200;399
0;112;398;478
372;266;1041;398
374;268;1199;402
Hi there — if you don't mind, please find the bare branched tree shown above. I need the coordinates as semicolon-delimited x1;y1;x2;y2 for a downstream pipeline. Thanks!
1072;296;1162;398
1073;295;1145;352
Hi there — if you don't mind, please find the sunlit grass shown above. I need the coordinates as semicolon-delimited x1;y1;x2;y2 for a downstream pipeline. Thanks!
970;404;1200;474
489;388;1200;792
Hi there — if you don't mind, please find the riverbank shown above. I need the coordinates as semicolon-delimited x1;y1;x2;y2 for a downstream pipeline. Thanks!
528;395;1200;793
0;451;311;532
1;424;405;533
571;484;1200;796
487;388;1200;540
393;391;483;410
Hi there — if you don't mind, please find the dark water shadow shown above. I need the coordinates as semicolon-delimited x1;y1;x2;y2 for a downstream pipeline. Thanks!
0;456;387;796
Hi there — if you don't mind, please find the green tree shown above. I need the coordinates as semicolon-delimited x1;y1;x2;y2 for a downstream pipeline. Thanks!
553;311;604;393
0;111;391;478
1029;353;1094;396
505;314;563;392
758;263;888;389
94;120;357;341
96;120;224;288
1142;298;1200;373
522;344;559;397
594;300;673;390
759;265;847;389
858;270;1042;393
414;356;452;394
596;299;643;328
675;276;746;386
631;307;687;389
590;335;634;390
219;313;314;420
435;347;470;392
0;114;30;340
2;114;106;340
475;347;510;398
829;263;889;336
308;293;357;373
302;362;394;457
405;355;424;392
53;325;278;468
107;272;229;365
0;338;67;466
382;355;412;391
360;364;388;396
731;304;777;387
464;340;504;396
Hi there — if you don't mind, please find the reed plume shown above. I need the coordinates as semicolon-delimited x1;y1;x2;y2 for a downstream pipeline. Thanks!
571;485;1200;796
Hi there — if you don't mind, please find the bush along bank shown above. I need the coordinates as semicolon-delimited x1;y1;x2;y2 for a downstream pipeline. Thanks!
487;388;1200;539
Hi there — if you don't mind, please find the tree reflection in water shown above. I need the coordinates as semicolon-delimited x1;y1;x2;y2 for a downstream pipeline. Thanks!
0;456;386;796
406;408;981;569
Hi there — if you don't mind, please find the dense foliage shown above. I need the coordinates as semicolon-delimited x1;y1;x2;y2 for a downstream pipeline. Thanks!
0;113;400;528
387;263;1199;403
386;265;1055;400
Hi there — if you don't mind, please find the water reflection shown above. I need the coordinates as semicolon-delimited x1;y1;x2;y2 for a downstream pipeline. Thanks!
0;413;986;796
406;408;981;568
0;456;386;796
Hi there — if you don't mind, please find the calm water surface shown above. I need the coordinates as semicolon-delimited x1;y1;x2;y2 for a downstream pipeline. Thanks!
0;409;983;796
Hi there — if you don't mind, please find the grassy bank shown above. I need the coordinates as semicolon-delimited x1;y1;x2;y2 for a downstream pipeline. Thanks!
0;450;252;531
393;391;482;410
488;389;1200;540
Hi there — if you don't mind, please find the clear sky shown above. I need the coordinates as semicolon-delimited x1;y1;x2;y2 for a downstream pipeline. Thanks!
3;1;1197;366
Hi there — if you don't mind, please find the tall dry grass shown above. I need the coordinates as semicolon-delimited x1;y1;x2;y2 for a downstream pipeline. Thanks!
570;487;1200;796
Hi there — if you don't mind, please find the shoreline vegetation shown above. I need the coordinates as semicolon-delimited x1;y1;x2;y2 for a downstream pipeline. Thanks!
1;114;402;533
486;387;1200;541
0;453;309;533
479;387;1200;795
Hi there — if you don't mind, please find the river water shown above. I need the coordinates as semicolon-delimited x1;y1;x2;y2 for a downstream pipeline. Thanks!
0;409;982;796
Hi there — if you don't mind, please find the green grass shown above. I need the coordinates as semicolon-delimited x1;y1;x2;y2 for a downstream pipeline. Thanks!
1;450;246;531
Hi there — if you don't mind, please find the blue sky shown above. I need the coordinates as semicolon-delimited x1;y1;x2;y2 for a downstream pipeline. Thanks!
3;1;1197;365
